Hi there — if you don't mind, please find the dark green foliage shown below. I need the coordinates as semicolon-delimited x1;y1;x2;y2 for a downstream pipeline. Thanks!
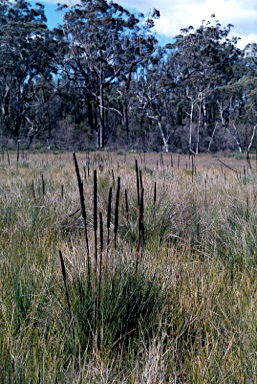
0;0;256;152
62;261;164;357
118;191;178;248
0;0;58;143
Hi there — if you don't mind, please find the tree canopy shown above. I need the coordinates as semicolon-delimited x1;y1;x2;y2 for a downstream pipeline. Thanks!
0;1;256;153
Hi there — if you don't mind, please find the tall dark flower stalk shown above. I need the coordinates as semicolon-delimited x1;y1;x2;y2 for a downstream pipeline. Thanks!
73;153;90;291
106;187;112;267
113;177;120;251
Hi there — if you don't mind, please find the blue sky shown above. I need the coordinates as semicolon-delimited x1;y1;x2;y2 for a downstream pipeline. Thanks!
44;3;63;29
35;0;257;49
30;1;63;29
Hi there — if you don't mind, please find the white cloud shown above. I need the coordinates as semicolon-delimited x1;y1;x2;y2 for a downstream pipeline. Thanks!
117;0;257;48
42;0;257;48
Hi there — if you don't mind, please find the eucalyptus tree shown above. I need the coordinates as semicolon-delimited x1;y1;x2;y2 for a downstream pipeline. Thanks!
56;0;159;148
167;16;242;153
0;0;58;144
212;74;257;153
130;45;178;152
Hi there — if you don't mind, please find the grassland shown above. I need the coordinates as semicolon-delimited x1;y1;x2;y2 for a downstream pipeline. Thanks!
1;150;257;383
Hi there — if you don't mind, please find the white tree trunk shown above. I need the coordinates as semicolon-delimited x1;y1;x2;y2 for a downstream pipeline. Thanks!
248;124;257;153
147;114;171;152
207;122;218;152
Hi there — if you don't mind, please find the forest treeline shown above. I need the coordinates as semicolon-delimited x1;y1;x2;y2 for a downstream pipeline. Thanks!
1;0;257;153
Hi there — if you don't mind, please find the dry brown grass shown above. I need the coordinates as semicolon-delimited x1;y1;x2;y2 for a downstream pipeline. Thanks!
0;150;257;383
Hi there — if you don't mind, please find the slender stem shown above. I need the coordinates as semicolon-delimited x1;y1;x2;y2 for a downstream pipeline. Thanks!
135;159;140;208
106;187;112;267
59;250;74;344
73;153;91;291
93;169;98;279
41;174;45;196
97;211;103;329
139;169;143;190
136;187;144;270
125;188;129;223
154;181;156;204
114;177;120;251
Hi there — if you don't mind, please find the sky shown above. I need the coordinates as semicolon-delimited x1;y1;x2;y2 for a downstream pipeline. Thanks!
37;0;257;49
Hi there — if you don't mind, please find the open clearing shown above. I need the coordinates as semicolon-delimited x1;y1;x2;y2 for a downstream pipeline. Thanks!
1;151;257;383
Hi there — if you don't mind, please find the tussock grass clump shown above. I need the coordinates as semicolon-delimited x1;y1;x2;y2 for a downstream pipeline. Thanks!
60;258;164;358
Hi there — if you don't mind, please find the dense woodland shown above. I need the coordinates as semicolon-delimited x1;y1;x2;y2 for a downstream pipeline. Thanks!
1;0;257;153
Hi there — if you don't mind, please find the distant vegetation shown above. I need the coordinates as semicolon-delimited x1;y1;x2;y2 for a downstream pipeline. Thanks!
1;0;257;153
1;150;257;382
